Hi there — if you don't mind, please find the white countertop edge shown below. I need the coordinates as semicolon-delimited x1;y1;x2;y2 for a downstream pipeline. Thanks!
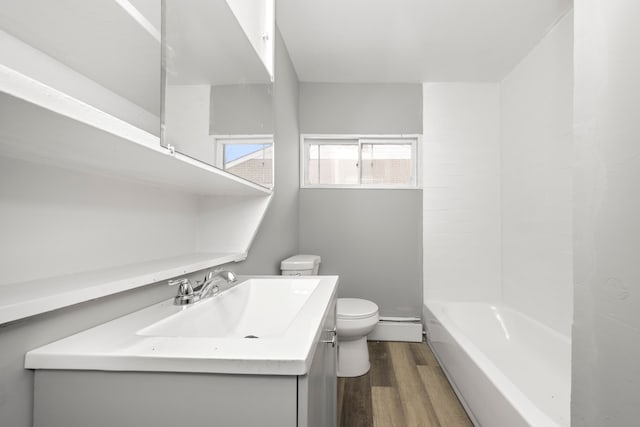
24;354;313;376
24;276;339;376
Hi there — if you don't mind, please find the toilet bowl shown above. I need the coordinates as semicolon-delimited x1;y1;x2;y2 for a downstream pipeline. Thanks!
337;298;379;377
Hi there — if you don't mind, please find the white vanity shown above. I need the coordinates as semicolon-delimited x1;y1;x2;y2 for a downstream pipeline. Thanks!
26;275;338;427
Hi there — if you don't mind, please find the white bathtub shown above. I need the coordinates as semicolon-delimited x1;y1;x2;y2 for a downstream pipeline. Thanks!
424;301;570;427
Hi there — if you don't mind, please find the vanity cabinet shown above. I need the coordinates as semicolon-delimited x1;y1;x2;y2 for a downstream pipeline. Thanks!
298;297;338;427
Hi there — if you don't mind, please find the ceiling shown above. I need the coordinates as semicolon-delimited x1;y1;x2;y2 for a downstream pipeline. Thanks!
276;0;572;83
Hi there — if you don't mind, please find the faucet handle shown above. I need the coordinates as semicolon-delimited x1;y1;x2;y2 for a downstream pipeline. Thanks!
224;271;238;283
168;278;194;296
195;271;213;287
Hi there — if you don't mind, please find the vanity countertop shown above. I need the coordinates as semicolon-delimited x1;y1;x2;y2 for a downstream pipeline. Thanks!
25;275;338;376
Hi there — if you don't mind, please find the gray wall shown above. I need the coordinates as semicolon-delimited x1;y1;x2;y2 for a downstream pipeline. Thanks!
299;83;422;134
210;83;274;135
298;83;423;318
299;189;422;317
573;2;640;425
232;29;300;274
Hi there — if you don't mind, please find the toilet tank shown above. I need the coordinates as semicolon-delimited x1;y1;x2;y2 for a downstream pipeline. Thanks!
280;254;321;276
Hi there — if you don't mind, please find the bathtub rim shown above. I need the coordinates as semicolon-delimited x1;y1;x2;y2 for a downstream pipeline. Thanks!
424;300;568;427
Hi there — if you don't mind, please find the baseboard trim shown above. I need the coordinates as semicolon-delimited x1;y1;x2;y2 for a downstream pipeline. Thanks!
367;319;423;342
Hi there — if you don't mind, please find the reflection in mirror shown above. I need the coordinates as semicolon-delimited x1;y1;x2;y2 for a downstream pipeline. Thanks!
162;0;275;188
216;136;273;188
0;0;161;136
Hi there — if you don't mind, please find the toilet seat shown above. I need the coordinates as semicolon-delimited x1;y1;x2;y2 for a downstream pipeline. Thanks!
337;298;378;320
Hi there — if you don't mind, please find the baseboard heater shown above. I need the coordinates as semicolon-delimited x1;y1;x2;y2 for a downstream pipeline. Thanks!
367;316;423;342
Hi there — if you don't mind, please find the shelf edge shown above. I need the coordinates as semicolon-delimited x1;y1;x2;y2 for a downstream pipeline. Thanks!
0;252;242;325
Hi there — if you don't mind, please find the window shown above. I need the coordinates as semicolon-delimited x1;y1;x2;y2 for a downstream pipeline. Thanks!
215;136;274;188
301;135;419;188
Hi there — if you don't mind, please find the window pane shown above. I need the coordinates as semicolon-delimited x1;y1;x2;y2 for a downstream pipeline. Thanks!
308;144;359;185
361;144;412;185
223;143;273;187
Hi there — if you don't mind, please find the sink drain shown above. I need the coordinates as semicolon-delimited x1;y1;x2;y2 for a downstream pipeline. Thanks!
244;335;259;339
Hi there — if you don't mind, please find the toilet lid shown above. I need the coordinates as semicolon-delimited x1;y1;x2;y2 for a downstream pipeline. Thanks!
337;298;379;320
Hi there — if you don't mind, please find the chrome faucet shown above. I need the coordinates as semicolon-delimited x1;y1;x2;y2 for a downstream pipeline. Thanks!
169;269;237;305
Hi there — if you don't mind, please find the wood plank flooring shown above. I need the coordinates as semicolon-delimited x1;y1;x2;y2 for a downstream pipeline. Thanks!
337;341;473;427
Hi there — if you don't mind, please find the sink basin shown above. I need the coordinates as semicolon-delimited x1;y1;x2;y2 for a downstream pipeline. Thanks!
25;275;339;375
137;278;320;338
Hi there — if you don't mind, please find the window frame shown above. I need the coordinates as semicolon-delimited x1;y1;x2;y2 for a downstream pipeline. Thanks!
300;134;421;189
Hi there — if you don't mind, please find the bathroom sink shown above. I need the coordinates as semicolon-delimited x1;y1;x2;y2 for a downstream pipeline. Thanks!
25;275;338;375
137;278;320;338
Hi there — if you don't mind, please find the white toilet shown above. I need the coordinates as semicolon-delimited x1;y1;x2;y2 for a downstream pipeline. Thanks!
280;254;321;276
336;298;379;377
280;254;379;378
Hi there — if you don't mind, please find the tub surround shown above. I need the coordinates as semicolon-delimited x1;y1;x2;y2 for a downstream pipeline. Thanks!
500;11;573;336
422;11;573;425
26;275;339;376
422;82;502;303
422;11;573;335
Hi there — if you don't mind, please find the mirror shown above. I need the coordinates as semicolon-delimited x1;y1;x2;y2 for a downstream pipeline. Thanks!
162;0;275;188
0;0;162;137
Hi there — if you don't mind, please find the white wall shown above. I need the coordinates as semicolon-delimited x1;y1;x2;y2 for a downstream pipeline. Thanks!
0;157;198;286
422;83;502;302
0;157;200;427
572;1;640;425
500;12;573;335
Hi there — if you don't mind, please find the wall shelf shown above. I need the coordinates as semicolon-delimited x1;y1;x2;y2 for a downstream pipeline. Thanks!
0;3;275;326
0;64;271;197
0;252;245;325
0;63;273;325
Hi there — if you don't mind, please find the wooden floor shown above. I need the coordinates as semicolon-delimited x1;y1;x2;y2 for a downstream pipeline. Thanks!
337;341;473;427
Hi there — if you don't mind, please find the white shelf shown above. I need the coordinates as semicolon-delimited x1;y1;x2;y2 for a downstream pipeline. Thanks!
0;252;245;325
0;64;271;197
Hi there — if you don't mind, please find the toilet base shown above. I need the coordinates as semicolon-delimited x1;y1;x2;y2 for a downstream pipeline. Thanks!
337;336;371;377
